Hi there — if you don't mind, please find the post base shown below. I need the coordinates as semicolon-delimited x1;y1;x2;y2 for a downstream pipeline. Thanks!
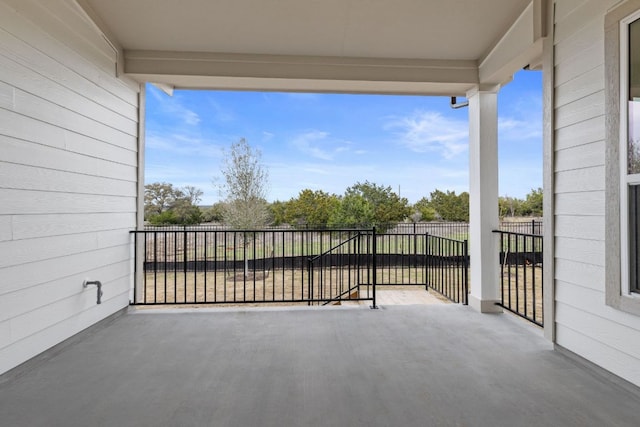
468;295;503;313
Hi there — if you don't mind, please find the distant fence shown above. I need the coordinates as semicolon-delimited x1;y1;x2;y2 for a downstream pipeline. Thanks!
146;219;543;238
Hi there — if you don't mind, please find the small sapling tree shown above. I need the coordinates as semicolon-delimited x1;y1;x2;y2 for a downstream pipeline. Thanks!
217;138;270;277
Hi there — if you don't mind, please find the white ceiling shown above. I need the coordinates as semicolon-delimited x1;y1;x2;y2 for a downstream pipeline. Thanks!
85;0;531;60
81;0;541;94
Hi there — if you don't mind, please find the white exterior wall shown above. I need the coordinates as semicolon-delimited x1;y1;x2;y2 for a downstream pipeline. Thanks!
0;0;139;374
554;0;640;386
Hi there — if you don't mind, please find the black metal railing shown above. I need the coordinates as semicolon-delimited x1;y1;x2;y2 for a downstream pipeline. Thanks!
493;230;543;326
307;230;376;307
425;234;469;304
132;228;367;305
375;233;428;286
131;227;471;307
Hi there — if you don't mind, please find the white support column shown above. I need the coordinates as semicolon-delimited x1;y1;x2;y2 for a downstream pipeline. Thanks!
467;86;502;313
134;84;146;304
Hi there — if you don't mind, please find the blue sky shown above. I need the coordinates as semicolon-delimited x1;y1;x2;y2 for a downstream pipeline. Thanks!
144;70;542;205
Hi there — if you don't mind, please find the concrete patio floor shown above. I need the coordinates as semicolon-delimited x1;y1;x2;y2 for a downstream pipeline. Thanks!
1;304;638;427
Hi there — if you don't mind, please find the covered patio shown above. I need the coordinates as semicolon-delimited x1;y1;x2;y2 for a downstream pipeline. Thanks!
5;0;640;424
1;304;636;427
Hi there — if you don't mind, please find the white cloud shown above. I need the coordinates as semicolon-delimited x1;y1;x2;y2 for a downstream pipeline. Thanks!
146;132;222;158
385;111;468;159
289;130;353;161
498;116;542;140
262;131;275;142
161;100;201;126
147;85;201;126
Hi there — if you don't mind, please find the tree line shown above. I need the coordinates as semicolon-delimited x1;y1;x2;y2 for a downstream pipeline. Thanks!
145;182;542;227
144;138;542;227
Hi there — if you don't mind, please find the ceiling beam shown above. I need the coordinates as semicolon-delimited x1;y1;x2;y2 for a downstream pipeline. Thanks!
479;0;546;85
123;50;479;95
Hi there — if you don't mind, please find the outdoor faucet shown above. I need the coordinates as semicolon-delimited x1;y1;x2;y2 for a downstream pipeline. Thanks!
83;280;103;304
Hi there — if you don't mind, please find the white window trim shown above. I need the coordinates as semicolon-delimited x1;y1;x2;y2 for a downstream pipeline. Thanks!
605;0;640;316
620;11;636;297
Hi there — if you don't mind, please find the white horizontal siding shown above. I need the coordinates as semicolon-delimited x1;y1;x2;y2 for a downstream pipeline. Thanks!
555;258;604;291
554;0;611;43
555;65;604;108
554;0;587;24
0;162;136;196
554;191;604;216
556;299;640;373
0;216;11;242
0;135;137;180
0;1;136;104
554;215;604;241
553;0;640;387
0;111;137;165
1;0;116;74
0;189;135;215
555;141;604;172
1;275;131;350
0;293;130;376
2;246;133;296
0;81;136;148
0;0;139;375
0;259;130;324
555;14;603;67
555;165;605;193
555;91;604;130
0;31;137;118
555;43;603;86
0;229;131;270
11;213;136;240
554;115;604;150
555;320;640;387
0;53;137;135
557;281;640;329
555;236;605;267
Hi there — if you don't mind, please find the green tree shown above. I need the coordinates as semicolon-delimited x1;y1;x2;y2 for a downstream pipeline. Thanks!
413;197;438;222
217;138;270;277
328;193;374;228
148;210;179;225
172;185;203;224
428;190;469;222
499;196;523;218
144;182;179;218
268;200;288;226
201;202;226;223
145;182;203;225
284;189;340;228
521;187;543;217
169;199;202;225
329;181;411;230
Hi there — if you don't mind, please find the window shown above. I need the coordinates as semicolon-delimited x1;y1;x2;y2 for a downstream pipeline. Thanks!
621;13;640;295
605;1;640;314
